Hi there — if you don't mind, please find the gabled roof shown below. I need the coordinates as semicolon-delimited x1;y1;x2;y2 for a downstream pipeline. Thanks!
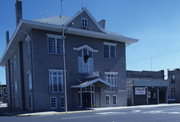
64;8;106;33
71;78;113;88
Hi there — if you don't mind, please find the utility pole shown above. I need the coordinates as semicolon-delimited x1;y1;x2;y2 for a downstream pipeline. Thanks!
0;82;2;104
62;25;67;112
62;23;73;112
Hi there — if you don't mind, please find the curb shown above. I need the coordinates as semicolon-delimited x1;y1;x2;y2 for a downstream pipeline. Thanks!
11;104;180;117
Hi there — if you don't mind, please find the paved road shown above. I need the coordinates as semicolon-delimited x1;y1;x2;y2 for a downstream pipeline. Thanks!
1;105;180;122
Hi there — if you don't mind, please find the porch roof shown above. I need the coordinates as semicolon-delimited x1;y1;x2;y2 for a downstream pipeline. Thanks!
71;78;112;88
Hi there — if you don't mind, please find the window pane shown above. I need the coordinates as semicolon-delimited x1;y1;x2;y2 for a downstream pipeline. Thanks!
57;39;63;54
110;46;116;59
48;38;55;53
104;45;109;58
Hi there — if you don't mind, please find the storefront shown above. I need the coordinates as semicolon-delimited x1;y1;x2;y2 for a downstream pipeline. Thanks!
128;80;169;106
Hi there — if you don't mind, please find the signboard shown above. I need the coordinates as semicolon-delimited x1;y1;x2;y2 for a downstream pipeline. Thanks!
135;87;146;95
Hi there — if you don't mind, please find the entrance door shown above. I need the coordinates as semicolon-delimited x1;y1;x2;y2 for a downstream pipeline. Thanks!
148;88;158;104
82;93;91;108
159;88;166;103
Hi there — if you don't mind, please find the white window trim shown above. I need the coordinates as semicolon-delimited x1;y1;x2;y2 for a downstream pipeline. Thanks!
113;95;117;104
47;34;63;54
47;34;62;39
49;69;64;93
25;36;31;57
73;45;98;52
106;95;110;104
50;97;57;109
105;72;118;75
104;42;117;59
48;69;63;72
103;42;117;46
27;71;32;90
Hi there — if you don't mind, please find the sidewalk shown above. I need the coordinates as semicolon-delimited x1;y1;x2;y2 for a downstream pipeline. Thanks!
4;103;180;117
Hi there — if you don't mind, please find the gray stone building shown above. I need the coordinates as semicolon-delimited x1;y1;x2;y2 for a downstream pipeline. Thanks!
168;69;180;102
127;70;169;106
0;0;138;111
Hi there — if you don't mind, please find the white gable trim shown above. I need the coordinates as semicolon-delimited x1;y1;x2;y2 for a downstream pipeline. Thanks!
73;44;98;52
64;8;106;33
71;78;113;88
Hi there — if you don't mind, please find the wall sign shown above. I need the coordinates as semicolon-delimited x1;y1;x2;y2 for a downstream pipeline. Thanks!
135;87;146;95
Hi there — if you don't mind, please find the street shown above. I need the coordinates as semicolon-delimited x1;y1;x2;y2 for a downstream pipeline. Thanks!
1;105;180;122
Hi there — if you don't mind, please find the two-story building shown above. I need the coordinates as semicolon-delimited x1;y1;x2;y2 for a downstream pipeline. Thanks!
0;0;138;111
168;69;180;103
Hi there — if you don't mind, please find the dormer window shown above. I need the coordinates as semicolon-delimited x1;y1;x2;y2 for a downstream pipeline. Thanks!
81;18;88;28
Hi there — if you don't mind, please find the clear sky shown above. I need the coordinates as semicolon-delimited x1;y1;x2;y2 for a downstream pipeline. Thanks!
1;0;180;84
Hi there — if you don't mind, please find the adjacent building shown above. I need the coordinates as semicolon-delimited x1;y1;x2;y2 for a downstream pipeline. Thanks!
168;69;180;102
0;1;138;111
127;70;169;106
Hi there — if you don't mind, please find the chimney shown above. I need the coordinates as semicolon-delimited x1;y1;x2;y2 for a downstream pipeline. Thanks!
15;0;22;26
6;31;10;46
98;19;106;29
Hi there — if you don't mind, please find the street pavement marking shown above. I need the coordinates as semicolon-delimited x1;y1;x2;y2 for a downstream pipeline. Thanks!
95;112;126;115
132;110;141;113
61;112;127;120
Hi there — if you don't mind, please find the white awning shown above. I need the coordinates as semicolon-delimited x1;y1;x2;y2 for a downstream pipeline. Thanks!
71;78;112;88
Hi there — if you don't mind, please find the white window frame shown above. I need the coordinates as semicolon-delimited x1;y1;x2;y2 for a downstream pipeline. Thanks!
74;45;97;74
27;71;32;90
81;18;88;28
104;42;117;59
47;34;63;54
112;95;117;104
50;97;57;109
25;36;31;56
49;69;64;93
106;95;110;104
105;72;118;91
14;81;18;94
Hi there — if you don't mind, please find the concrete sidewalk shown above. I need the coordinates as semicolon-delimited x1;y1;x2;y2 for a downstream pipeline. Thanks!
6;103;180;117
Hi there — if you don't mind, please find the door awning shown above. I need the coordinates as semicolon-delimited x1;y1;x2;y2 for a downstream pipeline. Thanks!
71;78;112;88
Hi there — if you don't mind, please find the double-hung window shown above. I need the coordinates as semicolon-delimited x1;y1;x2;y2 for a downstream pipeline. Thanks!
47;34;63;54
104;42;116;59
105;72;118;91
50;97;57;109
49;70;63;93
106;95;110;104
81;18;88;28
60;97;65;108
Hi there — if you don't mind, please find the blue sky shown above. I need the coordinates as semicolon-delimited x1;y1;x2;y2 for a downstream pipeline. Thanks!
1;0;180;84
